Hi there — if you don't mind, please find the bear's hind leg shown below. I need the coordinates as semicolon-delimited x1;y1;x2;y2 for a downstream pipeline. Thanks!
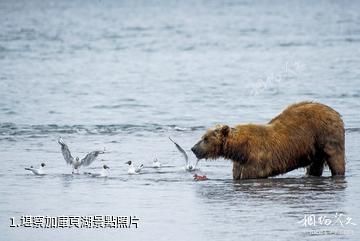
324;143;345;176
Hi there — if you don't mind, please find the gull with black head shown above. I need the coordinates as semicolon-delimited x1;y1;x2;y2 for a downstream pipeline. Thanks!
58;137;105;174
25;163;46;176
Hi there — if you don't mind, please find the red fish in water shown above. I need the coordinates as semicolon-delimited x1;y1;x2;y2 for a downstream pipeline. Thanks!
193;174;208;181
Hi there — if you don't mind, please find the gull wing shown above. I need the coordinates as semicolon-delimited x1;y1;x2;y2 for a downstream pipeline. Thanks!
25;167;38;175
136;164;144;173
169;137;189;165
80;150;104;167
58;137;74;165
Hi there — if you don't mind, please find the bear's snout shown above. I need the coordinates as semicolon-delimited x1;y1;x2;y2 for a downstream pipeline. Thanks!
191;142;203;159
191;145;197;154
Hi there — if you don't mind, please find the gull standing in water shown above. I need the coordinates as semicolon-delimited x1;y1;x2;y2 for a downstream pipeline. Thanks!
169;137;199;171
25;163;46;176
58;137;105;174
84;165;110;178
152;158;161;168
126;161;143;174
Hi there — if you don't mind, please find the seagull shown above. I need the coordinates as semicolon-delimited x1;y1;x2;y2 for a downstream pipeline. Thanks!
25;163;46;176
152;158;161;168
126;161;143;174
84;165;110;177
58;137;105;174
169;137;199;171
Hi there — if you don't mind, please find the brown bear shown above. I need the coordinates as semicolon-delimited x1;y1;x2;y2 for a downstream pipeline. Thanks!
191;102;345;179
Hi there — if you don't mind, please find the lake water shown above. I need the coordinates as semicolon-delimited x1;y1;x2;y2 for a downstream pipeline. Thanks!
0;0;359;240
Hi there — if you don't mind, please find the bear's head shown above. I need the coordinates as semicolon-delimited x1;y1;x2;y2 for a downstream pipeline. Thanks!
191;124;230;160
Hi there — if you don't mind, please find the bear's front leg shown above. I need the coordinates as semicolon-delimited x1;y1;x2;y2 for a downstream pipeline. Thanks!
232;161;268;179
232;162;256;179
232;161;242;180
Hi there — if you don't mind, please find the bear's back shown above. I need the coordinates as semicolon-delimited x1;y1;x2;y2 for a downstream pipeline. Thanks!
268;101;342;126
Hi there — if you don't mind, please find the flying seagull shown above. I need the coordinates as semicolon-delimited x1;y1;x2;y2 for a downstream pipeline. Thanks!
168;137;199;171
126;161;143;174
25;163;46;176
58;137;105;174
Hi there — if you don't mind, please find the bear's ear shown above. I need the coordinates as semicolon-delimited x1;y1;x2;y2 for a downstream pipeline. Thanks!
220;125;230;137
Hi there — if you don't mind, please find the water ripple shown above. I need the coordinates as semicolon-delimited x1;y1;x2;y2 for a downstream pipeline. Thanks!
0;122;205;138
